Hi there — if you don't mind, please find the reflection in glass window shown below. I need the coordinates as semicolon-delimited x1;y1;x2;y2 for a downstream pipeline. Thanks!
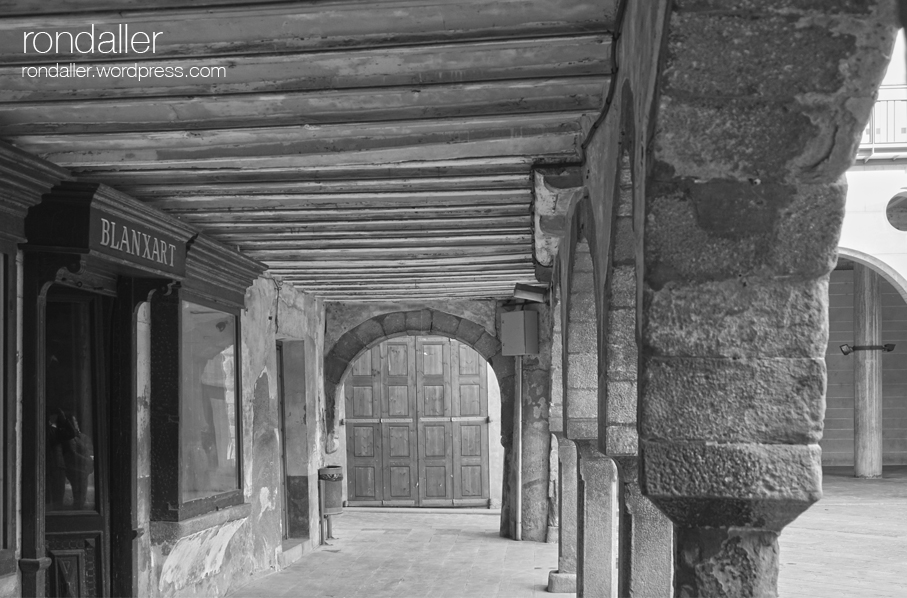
180;301;238;503
45;294;97;512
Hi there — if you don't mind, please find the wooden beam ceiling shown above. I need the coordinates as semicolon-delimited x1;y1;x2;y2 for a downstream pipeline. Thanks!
0;0;615;301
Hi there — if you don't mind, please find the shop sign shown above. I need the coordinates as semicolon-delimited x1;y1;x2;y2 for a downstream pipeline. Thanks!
90;209;186;276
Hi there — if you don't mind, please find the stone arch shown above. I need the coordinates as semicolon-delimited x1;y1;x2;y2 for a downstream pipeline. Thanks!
323;308;556;541
560;202;599;441
837;246;907;307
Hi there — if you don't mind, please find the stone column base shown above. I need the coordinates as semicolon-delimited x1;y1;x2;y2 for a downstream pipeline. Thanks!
547;571;577;593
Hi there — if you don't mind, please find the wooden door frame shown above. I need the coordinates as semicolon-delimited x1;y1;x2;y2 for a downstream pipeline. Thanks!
19;251;169;597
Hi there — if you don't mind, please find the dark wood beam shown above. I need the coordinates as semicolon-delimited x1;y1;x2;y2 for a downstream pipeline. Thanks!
0;78;606;135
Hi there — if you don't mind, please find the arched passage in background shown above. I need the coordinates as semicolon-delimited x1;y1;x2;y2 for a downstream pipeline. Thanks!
323;308;551;541
825;254;907;470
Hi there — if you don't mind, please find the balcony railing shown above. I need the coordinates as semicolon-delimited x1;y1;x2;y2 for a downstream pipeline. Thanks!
857;85;907;161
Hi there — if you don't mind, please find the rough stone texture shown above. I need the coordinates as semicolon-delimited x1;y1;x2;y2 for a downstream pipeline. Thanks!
475;331;502;360
431;310;461;335
149;276;326;597
643;278;831;359
405;309;433;334
507;303;554;543
324;300;496;354
549;294;565;434
642;441;822;529
562;239;599;444
640;357;826;444
534;167;586;268
634;1;898;595
676;528;779;598
456;317;487;346
548;437;578;593
575;442;618;598
622;461;673;598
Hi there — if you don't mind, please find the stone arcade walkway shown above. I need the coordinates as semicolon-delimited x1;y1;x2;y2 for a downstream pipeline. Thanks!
230;469;907;597
229;509;558;598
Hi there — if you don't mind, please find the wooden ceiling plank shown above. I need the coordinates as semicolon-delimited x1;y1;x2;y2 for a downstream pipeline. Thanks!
154;190;531;211
167;205;530;221
269;263;535;275
40;135;583;169
212;225;530;240
10;112;586;152
117;174;530;198
68;157;535;183
263;253;533;267
0;78;606;135
233;234;533;250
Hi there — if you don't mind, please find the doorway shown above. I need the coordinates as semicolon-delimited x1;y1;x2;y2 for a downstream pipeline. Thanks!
345;336;492;507
43;287;113;597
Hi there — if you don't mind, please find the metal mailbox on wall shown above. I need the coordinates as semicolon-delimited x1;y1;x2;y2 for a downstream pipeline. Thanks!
501;310;539;356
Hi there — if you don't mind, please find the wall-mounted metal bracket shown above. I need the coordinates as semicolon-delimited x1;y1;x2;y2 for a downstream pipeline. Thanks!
840;343;896;355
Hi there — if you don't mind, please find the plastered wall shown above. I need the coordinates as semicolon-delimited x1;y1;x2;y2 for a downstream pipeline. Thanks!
141;276;325;597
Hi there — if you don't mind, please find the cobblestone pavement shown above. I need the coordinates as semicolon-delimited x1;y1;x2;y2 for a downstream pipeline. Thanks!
229;510;560;598
779;466;907;598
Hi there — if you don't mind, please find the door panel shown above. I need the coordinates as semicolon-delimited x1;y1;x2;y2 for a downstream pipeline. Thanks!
451;343;489;505
416;337;454;505
379;339;417;505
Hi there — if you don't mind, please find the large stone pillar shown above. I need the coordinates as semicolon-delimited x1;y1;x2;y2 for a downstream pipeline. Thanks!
639;3;896;597
548;437;578;593
854;263;883;478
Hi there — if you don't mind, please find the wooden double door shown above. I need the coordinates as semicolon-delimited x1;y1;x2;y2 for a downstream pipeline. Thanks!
345;336;490;507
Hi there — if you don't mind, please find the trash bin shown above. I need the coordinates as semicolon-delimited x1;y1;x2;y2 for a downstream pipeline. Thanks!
318;466;343;516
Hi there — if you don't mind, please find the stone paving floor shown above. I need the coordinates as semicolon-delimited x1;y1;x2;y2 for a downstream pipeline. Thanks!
778;466;907;598
229;509;558;597
230;467;907;598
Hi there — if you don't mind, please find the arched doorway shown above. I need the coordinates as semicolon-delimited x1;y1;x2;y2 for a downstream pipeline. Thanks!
825;256;907;472
341;336;502;507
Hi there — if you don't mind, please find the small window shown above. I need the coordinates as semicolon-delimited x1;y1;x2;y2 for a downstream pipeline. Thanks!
180;300;239;504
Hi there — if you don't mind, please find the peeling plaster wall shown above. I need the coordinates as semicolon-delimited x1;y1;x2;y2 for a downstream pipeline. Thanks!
145;276;325;597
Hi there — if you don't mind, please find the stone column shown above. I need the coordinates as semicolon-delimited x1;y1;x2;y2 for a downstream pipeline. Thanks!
548;437;578;593
562;237;618;597
639;3;895;596
576;442;618;598
854;263;883;478
601;156;673;598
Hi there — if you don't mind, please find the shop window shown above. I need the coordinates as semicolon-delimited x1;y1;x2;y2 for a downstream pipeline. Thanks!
149;234;263;522
150;292;244;521
179;300;239;503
